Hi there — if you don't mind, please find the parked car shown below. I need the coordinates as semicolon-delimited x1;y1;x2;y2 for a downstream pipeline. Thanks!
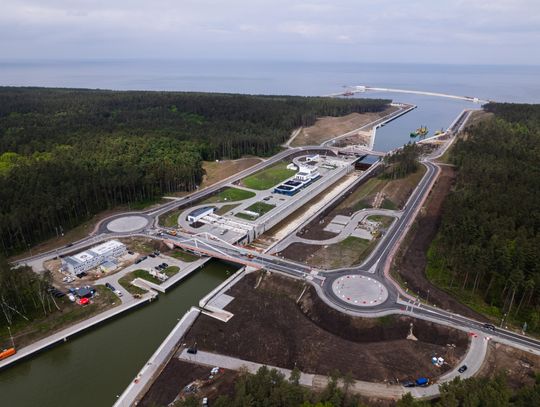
128;251;134;255
114;290;123;297
105;282;116;291
153;250;160;256
458;365;468;373
149;253;156;258
402;380;415;388
162;263;168;267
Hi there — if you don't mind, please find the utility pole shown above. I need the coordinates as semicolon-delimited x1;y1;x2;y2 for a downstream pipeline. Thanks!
8;326;15;348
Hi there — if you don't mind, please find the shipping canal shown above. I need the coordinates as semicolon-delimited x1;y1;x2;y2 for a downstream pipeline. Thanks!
0;260;234;407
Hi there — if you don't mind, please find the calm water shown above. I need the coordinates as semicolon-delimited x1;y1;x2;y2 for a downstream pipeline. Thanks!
0;59;539;405
0;260;234;407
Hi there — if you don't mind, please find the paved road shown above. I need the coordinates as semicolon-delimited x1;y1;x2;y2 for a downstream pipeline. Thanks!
14;107;540;400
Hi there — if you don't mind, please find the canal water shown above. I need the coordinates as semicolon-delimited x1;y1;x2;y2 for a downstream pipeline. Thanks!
369;94;471;152
0;260;234;407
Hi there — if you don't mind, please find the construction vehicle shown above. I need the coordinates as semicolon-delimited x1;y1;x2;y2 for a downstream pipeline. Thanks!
410;126;429;138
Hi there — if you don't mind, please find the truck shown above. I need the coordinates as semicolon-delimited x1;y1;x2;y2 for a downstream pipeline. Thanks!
415;377;429;387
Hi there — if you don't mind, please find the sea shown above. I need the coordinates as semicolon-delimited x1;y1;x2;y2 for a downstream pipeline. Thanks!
1;59;539;151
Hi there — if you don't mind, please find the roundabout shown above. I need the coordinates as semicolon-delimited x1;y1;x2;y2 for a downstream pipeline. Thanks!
331;274;388;306
106;215;149;233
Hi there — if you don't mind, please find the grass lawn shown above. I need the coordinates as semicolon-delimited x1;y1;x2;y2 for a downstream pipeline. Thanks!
241;162;296;190
235;201;276;221
381;198;398;210
118;269;162;294
168;249;200;262
202;187;255;203
201;158;262;188
0;286;119;349
308;236;376;269
216;203;240;215
367;215;395;228
341;178;386;211
337;166;426;212
160;209;181;227
163;266;180;277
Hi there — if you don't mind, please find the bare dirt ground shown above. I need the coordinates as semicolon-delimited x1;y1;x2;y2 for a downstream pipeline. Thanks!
139;359;238;407
478;342;540;389
184;272;468;383
392;166;487;321
290;106;398;147
201;157;263;188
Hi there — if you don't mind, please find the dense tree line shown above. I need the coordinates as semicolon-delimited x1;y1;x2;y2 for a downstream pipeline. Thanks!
397;374;540;407
0;256;54;332
0;87;389;255
173;367;540;407
428;103;540;332
175;366;365;407
382;142;420;179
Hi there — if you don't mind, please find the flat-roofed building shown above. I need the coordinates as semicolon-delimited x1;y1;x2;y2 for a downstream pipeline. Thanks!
62;240;126;276
187;206;215;223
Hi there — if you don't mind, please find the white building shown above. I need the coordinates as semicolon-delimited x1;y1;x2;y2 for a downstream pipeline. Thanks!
63;240;127;276
187;206;215;223
295;164;320;182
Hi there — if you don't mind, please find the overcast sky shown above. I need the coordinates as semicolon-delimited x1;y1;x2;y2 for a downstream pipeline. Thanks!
1;0;539;64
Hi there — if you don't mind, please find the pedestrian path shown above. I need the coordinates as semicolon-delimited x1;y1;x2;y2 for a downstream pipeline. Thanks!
0;290;156;371
114;308;201;407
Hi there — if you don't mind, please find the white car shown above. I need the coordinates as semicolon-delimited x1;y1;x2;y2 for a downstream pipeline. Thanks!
114;290;123;297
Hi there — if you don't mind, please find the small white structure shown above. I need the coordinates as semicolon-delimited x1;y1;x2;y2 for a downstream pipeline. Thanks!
286;163;298;170
187;206;215;223
63;240;126;276
295;164;320;182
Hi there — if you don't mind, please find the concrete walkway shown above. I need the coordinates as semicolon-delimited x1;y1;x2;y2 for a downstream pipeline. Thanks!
0;290;156;371
176;328;488;401
114;308;201;407
292;208;401;246
178;349;316;387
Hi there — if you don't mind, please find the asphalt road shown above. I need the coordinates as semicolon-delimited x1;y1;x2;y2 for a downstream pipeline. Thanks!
14;107;540;379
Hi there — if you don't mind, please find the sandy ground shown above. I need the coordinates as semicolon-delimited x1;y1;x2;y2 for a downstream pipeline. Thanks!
184;272;468;383
201;157;263;188
290;106;398;147
477;342;540;389
138;359;238;407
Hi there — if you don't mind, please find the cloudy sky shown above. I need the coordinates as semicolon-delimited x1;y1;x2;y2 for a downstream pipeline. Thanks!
2;0;539;64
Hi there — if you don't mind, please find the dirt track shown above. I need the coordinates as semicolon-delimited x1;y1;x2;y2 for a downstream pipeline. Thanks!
184;272;468;383
392;166;487;320
139;360;238;407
